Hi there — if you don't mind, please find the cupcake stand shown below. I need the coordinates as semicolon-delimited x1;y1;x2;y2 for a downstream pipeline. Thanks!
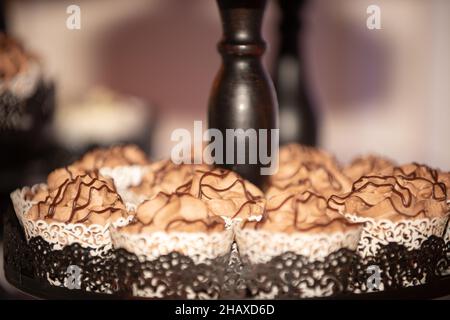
3;0;450;299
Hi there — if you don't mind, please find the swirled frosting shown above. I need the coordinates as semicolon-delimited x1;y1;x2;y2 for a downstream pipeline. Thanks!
74;144;148;171
378;163;450;198
344;155;395;182
45;145;148;191
129;160;211;198
329;174;448;221
268;144;351;199
120;192;225;233
248;183;357;233
185;168;266;220
121;167;266;234
28;172;128;225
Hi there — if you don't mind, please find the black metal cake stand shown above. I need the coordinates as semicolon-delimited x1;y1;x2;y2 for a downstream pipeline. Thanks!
3;206;450;300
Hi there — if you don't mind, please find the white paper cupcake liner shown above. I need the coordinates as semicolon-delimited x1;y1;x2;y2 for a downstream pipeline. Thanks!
339;212;450;258
112;227;234;299
10;184;133;255
111;228;234;265
235;227;363;264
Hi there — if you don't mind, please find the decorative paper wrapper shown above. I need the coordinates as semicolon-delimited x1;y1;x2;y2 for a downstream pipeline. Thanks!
111;228;234;299
446;201;450;243
338;212;450;258
0;64;54;132
10;184;133;253
234;226;363;298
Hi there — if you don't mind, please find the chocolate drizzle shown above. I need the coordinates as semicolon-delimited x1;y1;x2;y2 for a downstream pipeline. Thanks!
269;161;348;194
127;167;265;233
329;172;448;219
248;190;353;232
75;145;148;171
34;169;125;224
129;192;223;232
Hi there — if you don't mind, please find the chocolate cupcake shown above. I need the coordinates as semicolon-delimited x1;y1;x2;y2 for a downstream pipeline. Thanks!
344;155;396;182
329;174;449;257
111;191;232;298
110;166;265;298
0;33;53;131
112;192;231;263
377;163;450;246
11;169;131;252
0;33;55;191
235;184;361;298
75;144;149;171
187;167;266;223
53;87;154;153
237;184;361;263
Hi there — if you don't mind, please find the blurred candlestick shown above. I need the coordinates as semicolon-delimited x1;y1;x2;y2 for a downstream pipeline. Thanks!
208;0;278;188
0;1;6;32
274;0;317;146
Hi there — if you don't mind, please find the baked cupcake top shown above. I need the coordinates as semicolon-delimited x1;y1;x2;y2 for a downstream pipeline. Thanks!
184;167;266;220
28;172;128;225
378;163;450;197
329;174;448;221
120;167;266;234
120;192;225;233
247;184;356;234
73;144;148;171
268;144;351;199
0;33;37;82
344;155;395;182
129;160;211;199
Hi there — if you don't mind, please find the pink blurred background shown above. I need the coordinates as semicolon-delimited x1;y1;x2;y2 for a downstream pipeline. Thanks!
5;0;450;168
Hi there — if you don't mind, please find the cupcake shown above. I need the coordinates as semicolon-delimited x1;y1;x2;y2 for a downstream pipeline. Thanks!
111;166;265;298
74;144;149;171
187;167;266;223
344;155;396;182
11;170;131;251
235;184;362;298
0;33;55;192
377;163;450;246
0;33;53;132
329;174;449;257
54;87;154;153
10;168;132;293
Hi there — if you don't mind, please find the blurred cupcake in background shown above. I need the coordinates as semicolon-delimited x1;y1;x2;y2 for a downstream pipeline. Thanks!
54;87;155;160
0;32;54;131
0;33;55;193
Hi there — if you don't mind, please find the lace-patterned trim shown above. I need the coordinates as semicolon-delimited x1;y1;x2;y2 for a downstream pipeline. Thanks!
446;201;450;243
234;228;362;264
111;228;234;264
10;185;133;254
339;211;449;257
